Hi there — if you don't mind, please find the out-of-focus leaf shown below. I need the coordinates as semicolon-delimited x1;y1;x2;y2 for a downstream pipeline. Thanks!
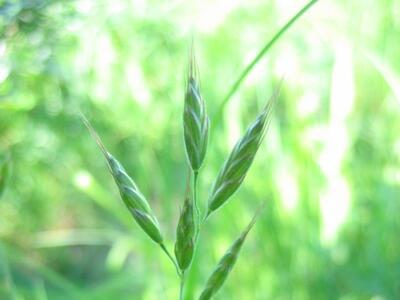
0;156;10;198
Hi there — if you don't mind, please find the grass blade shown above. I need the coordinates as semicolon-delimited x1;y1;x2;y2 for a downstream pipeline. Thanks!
213;0;319;129
0;154;10;198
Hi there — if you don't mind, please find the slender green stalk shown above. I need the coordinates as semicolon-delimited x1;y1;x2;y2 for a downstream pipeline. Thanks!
193;171;200;238
160;243;181;276
179;271;186;300
213;0;320;129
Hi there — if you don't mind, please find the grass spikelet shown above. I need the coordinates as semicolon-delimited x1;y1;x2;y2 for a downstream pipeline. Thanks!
0;154;10;198
183;46;209;172
175;172;195;271
206;86;280;217
198;205;264;300
82;116;163;244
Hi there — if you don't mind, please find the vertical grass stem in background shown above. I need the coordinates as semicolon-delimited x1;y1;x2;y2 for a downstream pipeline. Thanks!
212;0;320;131
0;154;10;199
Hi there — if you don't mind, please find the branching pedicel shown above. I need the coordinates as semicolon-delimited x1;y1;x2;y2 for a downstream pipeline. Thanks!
83;49;280;300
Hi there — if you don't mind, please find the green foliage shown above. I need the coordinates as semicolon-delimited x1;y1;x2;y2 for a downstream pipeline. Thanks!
0;0;400;299
0;155;10;198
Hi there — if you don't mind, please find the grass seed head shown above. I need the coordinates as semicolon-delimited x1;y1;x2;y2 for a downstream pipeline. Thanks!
174;173;195;271
183;47;209;172
207;88;279;217
131;208;163;244
82;116;163;244
198;206;263;300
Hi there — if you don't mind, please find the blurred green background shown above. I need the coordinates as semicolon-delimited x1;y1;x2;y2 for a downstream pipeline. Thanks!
1;0;400;299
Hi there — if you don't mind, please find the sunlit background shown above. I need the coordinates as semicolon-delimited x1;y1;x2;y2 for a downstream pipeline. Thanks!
0;0;399;299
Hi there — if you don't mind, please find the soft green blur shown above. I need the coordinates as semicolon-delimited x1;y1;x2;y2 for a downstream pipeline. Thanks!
1;0;399;299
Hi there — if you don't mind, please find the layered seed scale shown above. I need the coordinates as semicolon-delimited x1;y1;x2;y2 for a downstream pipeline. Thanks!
198;210;260;300
83;118;163;245
174;177;195;271
183;52;209;172
107;154;163;244
83;46;280;299
207;94;276;217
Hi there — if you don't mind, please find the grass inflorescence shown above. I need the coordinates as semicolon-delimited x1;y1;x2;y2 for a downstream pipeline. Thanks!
81;1;320;295
82;48;279;298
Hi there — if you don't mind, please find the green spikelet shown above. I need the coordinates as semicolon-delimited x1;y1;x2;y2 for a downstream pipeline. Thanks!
207;87;280;217
82;116;163;244
198;207;263;300
174;172;195;271
183;47;209;172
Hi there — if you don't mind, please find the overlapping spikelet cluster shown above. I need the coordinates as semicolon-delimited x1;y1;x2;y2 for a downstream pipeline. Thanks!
174;173;195;271
83;46;280;300
82;117;163;245
183;48;209;173
207;88;279;217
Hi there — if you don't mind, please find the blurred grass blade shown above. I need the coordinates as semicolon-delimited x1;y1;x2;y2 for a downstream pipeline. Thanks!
213;0;319;129
0;154;10;198
207;85;281;218
0;244;18;300
198;206;263;300
365;50;400;103
2;242;86;299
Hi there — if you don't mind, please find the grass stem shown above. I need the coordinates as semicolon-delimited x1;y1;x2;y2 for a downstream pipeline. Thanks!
193;171;200;239
179;271;186;300
160;243;181;277
212;0;320;130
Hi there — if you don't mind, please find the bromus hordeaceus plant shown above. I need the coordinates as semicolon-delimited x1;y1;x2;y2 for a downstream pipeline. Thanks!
83;48;280;299
183;46;209;236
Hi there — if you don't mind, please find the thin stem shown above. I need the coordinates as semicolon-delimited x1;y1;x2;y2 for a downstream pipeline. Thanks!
179;271;186;300
212;0;320;130
160;243;181;277
193;171;200;239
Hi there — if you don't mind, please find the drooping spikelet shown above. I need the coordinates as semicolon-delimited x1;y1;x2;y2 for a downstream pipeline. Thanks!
174;172;195;271
82;116;163;244
198;206;263;300
183;47;209;172
207;87;280;217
